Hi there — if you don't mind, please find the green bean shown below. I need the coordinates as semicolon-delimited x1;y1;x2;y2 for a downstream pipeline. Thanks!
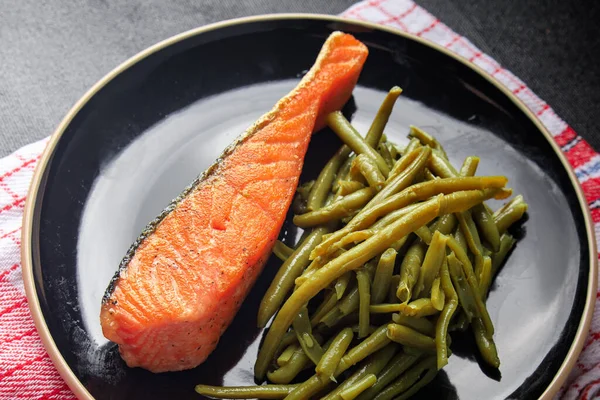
494;195;528;234
195;384;299;399
479;256;493;298
483;202;495;216
369;303;404;314
320;306;343;328
459;156;478;181
397;241;426;303
282;375;326;400
459;156;480;177
371;248;397;305
348;159;372;185
456;209;483;256
306;145;353;211
335;272;353;300
257;197;439;377
415;231;448;298
320;353;388;400
336;325;392;373
459;152;499;254
423;168;437;181
455;209;485;280
430;213;458;235
387;324;436;351
436;258;458;369
355;352;420;400
278;331;299;353
339;374;377;400
496;187;514;199
323;345;399;400
412;189;504;244
492;233;516;276
295;267;316;288
320;182;505;260
311;291;338;328
442;189;511;214
297;180;315;201
300;246;346;286
472;203;500;251
268;345;311;384
472;317;500;368
449;311;469;332
341;213;360;225
389;142;402;159
337;286;360;318
446;238;495;336
338;264;375;322
258;227;328;327
402;347;425;358
446;253;476;321
273;240;294;262
454;225;468;252
350;324;378;336
430;277;445;311
286;337;397;400
292;194;307;215
311;176;508;259
310;306;341;330
292;306;324;365
409;126;448;159
386;140;431;177
379;142;395;169
391;367;438;400
330;230;376;255
352;154;386;191
372;357;436;400
385;144;420;181
256;191;498;379
293;187;376;228
413;225;432;244
356;270;372;339
378;147;431;202
327;112;391;177
388;275;401;303
333;155;357;192
483;246;492;257
366;87;403;147
370;299;438;317
370;204;421;231
338;180;366;196
428;150;458;178
347;163;371;186
316;328;354;382
391;314;435;336
319;300;354;330
402;137;422;154
396;298;438;317
276;343;298;367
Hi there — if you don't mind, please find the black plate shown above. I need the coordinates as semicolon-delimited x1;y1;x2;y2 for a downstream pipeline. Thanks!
23;15;595;400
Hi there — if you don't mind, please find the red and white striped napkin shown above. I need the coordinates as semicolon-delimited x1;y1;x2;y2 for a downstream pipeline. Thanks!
1;0;598;399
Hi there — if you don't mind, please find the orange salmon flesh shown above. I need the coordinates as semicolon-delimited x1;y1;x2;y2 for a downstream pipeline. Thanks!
100;32;368;373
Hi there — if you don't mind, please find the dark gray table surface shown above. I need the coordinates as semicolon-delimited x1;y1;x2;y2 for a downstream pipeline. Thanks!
1;0;598;157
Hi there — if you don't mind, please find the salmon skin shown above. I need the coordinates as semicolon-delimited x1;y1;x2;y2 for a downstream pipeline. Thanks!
100;32;368;373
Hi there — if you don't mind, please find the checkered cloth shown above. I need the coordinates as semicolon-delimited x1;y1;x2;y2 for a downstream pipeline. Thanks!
1;0;598;398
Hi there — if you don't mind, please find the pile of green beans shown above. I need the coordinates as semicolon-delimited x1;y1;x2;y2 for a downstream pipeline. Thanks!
195;87;528;399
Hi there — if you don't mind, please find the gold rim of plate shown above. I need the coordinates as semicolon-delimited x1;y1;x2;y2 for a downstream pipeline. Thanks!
20;13;598;400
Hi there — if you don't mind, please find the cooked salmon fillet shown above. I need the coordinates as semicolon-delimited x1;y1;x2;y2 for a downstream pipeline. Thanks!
100;32;368;373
